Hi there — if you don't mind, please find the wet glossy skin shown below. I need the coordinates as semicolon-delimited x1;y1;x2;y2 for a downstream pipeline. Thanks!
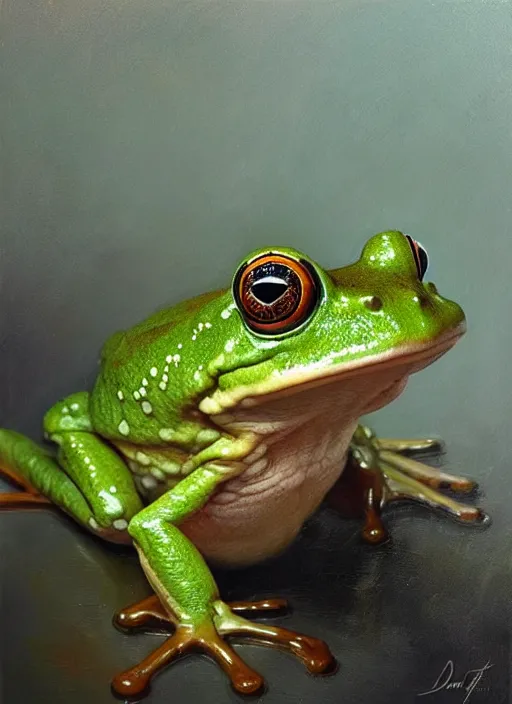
0;231;476;697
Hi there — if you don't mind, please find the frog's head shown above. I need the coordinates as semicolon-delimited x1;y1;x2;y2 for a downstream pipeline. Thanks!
199;231;465;416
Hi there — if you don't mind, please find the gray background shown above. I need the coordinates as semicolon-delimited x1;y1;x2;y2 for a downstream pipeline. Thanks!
1;1;511;702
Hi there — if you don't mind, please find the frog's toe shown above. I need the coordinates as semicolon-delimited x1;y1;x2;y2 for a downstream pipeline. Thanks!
374;436;444;454
379;449;477;493
329;426;487;543
0;460;52;509
112;595;334;698
382;461;487;524
213;600;334;676
112;621;264;698
114;595;170;631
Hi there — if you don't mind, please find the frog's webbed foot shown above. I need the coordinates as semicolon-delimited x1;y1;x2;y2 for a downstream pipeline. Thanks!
112;594;334;698
327;425;488;545
0;462;51;509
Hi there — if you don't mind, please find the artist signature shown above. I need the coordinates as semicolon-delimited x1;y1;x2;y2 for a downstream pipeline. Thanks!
418;660;493;703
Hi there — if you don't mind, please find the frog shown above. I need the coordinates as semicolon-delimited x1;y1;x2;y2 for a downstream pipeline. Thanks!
0;230;486;698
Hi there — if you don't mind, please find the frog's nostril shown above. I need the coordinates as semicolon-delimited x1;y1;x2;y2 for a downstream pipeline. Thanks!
417;295;433;310
363;296;383;311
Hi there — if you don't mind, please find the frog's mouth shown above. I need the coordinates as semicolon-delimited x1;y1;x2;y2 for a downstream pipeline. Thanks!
199;322;466;415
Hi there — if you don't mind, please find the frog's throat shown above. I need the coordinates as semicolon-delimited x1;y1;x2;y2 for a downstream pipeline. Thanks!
199;322;466;415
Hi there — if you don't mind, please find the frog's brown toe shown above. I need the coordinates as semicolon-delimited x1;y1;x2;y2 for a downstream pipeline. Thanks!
112;622;265;698
112;594;334;699
0;464;52;510
328;427;487;543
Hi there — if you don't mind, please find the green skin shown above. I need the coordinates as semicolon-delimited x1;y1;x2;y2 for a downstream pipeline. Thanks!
0;231;465;632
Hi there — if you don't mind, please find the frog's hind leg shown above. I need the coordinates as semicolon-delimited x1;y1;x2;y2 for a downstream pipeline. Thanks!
0;445;52;508
0;392;143;543
327;424;487;544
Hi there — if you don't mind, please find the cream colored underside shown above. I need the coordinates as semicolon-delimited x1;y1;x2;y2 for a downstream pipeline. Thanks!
181;329;462;566
180;360;417;566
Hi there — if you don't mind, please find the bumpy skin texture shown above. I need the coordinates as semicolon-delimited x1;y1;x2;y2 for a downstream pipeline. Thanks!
0;231;473;696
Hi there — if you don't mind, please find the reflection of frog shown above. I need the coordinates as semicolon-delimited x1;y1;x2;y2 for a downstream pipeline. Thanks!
0;231;485;697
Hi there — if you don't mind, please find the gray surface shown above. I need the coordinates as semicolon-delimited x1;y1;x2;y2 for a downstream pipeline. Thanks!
1;0;511;702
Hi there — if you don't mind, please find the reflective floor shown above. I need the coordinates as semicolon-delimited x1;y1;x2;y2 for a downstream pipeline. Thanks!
1;0;511;701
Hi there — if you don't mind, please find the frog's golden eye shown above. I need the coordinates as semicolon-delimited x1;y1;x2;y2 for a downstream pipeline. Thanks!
234;253;320;334
405;235;429;281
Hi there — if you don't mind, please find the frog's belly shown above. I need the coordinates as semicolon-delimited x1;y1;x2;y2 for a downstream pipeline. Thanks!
179;417;358;567
179;367;410;567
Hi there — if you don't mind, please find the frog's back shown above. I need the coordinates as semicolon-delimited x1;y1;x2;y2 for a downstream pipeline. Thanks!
89;288;227;442
101;290;224;368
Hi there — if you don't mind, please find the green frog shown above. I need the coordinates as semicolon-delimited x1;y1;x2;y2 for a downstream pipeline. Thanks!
0;231;485;697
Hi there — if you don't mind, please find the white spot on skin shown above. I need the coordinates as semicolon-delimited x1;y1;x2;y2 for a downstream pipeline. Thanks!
113;519;128;531
221;309;231;319
142;401;153;415
98;490;123;515
159;428;174;441
150;367;158;377
139;387;147;397
159;382;167;391
71;442;77;449
133;391;141;401
178;343;183;349
205;323;212;329
89;517;99;530
192;335;197;341
142;378;149;387
166;355;173;363
151;467;166;480
110;486;117;493
142;475;158;490
135;451;151;466
212;353;225;368
117;390;124;401
160;460;181;474
84;457;91;465
193;371;201;381
198;365;203;371
198;323;204;331
164;365;169;373
224;340;235;353
162;374;169;383
70;403;80;412
173;354;180;363
118;420;130;436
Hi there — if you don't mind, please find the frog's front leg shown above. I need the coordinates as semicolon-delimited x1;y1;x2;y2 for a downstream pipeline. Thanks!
327;425;487;544
114;465;334;698
0;392;143;542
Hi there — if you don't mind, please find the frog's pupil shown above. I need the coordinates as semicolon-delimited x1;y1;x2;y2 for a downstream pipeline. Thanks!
252;277;288;305
240;261;301;324
418;246;428;278
405;235;428;280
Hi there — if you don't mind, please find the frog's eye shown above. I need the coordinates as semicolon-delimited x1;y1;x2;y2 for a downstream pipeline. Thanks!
405;235;429;281
233;253;320;334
